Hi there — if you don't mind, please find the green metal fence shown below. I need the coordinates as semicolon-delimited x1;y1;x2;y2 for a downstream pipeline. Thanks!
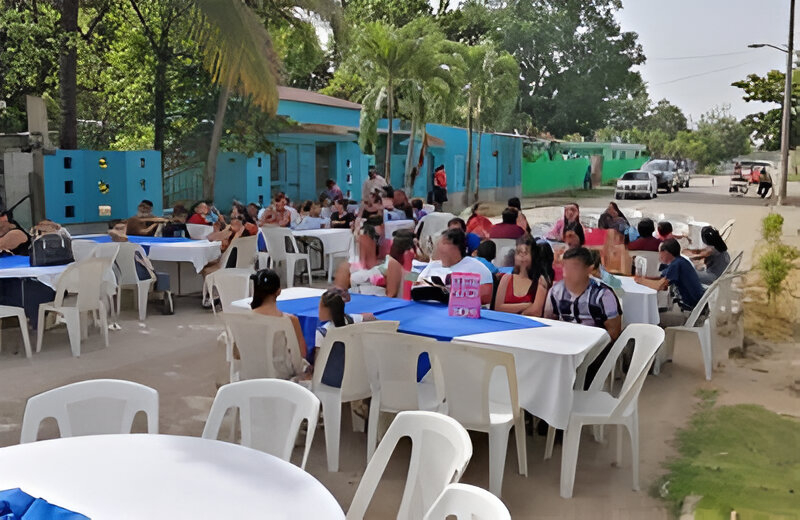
521;155;649;197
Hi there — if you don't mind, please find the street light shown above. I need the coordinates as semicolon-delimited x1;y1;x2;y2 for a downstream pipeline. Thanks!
747;0;795;205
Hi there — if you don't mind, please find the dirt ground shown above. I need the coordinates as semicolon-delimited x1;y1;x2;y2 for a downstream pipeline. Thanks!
0;177;798;519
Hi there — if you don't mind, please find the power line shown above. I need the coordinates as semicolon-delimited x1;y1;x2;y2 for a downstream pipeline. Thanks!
649;50;756;61
652;60;760;86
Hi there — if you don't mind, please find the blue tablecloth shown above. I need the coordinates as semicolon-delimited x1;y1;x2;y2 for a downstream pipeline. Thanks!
0;488;88;519
498;266;513;274
278;294;546;380
74;234;193;254
0;255;32;270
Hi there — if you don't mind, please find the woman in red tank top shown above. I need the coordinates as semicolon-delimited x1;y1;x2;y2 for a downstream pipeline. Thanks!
495;237;553;317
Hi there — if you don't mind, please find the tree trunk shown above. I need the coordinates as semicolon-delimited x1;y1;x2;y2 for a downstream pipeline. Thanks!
384;83;394;184
153;57;168;172
203;86;230;201
404;116;418;193
58;0;79;149
474;97;482;203
465;96;474;205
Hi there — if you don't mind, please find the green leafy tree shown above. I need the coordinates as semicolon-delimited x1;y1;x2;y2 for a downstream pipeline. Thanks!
342;0;431;27
643;99;688;139
732;70;800;150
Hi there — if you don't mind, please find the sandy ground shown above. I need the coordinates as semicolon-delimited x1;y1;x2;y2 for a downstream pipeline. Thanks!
0;177;798;519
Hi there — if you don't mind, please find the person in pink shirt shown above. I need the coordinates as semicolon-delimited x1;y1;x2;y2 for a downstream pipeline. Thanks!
546;203;584;243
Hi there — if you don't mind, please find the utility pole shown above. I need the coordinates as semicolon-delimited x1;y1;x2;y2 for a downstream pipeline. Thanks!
778;0;795;204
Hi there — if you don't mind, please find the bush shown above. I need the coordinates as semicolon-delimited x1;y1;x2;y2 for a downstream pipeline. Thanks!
761;213;784;243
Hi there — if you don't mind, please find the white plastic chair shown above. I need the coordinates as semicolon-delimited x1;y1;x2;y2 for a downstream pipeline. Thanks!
325;233;353;283
362;331;443;461
313;320;399;472
203;268;253;316
36;257;112;357
0;305;32;359
559;324;665;498
114;242;154;321
655;273;727;380
423;483;511;520
223;312;304;383
202;379;320;470
416;213;455;259
346;411;473;520
489;238;516;268
71;239;98;261
719;219;735;241
72;241;120;323
633;250;661;278
261;227;311;287
435;342;527;497
219;234;259;271
186;223;213;240
19;379;159;443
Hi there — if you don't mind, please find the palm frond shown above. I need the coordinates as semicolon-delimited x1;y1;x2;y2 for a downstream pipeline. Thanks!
193;0;280;113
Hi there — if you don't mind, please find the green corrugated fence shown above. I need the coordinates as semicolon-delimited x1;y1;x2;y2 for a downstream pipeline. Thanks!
522;155;649;196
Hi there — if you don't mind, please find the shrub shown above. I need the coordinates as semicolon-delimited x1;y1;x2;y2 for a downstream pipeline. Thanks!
761;213;784;243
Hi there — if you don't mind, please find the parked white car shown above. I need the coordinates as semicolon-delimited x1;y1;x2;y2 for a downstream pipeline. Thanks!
615;170;658;200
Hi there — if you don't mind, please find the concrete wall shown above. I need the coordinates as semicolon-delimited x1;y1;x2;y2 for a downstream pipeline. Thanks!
44;149;162;224
1;151;34;229
213;152;271;211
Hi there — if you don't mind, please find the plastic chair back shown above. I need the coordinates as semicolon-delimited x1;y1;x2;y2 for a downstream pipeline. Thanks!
313;321;399;401
346;411;472;520
261;227;301;263
684;274;726;328
587;324;664;420
20;379;158;443
489;238;516;268
224;312;304;380
416;213;455;258
433;342;520;429
208;269;252;314
186;223;213;240
114;242;151;285
71;240;98;261
362;331;440;412
719;219;735;241
423;483;511;520
202;379;320;470
220;235;258;270
633;251;661;278
53;257;113;311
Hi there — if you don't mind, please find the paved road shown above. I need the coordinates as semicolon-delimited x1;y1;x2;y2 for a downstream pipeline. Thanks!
616;175;791;207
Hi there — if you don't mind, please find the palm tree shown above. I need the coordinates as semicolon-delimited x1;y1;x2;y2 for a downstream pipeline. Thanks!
459;42;518;203
352;21;426;185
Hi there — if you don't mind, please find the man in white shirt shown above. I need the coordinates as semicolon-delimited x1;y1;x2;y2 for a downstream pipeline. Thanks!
362;166;388;202
418;228;493;304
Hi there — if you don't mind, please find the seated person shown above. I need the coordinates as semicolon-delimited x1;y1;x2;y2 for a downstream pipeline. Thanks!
314;288;376;387
126;199;161;236
545;246;622;386
249;269;308;378
656;221;684;241
319;196;333;219
162;204;189;237
687;226;730;284
259;193;292;227
392;189;414;220
627;218;661;252
416;228;493;305
496;237;551;316
231;202;258;235
598;202;629;233
546;203;584;243
635;238;705;311
466;203;494;239
329;199;355;229
247;202;262;223
0;219;30;255
411;198;427;221
448;217;481;255
188;201;213;225
601;228;631;275
202;216;252;281
334;229;415;298
508;197;530;233
294;203;328;230
474;240;499;275
324;179;344;202
489;208;526;240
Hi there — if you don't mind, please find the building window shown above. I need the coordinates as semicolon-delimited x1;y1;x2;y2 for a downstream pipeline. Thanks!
257;176;263;187
140;158;146;168
65;205;75;218
64;180;73;194
257;157;262;167
63;157;72;169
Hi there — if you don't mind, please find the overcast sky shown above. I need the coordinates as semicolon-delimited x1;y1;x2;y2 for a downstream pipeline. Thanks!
616;0;798;123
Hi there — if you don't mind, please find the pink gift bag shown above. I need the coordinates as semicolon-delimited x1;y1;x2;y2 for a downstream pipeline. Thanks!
448;272;481;319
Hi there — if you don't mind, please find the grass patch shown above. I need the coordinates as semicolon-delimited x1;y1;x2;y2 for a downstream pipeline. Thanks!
788;174;800;182
657;398;800;519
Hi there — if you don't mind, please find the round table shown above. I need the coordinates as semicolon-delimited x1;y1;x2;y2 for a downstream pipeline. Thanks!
0;435;344;520
617;275;660;326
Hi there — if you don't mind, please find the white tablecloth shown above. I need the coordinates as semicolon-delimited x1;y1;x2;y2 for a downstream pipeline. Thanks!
617;276;659;326
293;229;352;256
0;264;67;288
0;434;344;520
147;241;221;273
454;318;610;429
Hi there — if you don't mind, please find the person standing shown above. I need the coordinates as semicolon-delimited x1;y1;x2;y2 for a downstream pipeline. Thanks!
757;167;772;198
324;179;344;202
430;164;448;207
583;165;592;190
362;166;388;202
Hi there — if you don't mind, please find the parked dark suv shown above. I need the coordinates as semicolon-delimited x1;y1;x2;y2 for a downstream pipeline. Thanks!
641;159;679;193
